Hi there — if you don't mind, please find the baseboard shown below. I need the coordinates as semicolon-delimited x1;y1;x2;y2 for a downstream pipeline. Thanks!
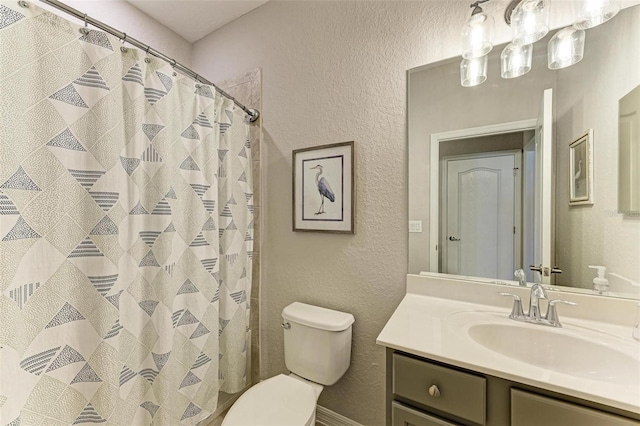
316;405;364;426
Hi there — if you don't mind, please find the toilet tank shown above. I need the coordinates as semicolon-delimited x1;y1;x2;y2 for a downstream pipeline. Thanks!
282;302;355;386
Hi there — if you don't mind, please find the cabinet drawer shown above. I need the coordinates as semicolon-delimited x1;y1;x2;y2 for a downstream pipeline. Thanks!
392;401;460;426
511;389;638;426
393;353;486;425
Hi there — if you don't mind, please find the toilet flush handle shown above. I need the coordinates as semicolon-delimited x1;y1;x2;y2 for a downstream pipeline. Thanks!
281;322;291;330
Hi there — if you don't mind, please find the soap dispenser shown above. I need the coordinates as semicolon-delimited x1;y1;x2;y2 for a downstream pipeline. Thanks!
588;265;609;295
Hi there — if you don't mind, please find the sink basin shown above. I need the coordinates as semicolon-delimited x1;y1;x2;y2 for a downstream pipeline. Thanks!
448;312;640;385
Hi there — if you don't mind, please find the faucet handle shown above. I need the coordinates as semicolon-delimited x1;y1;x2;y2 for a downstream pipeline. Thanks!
545;299;577;327
498;292;524;319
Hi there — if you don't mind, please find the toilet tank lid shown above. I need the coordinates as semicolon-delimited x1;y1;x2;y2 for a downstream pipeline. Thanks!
282;302;355;331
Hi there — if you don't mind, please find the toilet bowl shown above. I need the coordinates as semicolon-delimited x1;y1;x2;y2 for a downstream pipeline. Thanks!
222;374;322;426
221;302;354;426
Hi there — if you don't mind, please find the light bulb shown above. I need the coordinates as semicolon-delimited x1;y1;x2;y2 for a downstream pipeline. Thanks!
461;55;488;87
548;27;585;70
461;10;495;59
573;0;620;29
501;43;533;78
511;0;549;46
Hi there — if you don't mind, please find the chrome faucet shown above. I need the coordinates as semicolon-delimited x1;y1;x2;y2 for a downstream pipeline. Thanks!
499;284;577;327
528;283;547;320
514;269;526;287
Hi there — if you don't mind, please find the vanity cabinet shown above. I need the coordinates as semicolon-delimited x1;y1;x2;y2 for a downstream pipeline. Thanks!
387;350;639;426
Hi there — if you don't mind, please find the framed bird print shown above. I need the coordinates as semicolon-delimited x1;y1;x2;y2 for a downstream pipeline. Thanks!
569;129;594;205
293;141;355;233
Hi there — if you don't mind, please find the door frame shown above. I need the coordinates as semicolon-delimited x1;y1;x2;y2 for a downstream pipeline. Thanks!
522;134;537;282
440;150;523;276
429;119;537;272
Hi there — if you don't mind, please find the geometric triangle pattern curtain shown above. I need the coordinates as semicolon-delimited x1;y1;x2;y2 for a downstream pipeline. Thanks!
0;2;253;424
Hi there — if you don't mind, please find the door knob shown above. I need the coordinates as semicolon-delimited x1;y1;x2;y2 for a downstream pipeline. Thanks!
529;264;542;273
448;236;460;241
428;385;441;398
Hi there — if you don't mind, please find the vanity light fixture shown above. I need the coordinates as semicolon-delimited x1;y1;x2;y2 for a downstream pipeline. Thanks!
461;0;619;86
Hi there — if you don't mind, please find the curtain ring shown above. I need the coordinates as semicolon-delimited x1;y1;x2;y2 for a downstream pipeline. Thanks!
79;12;89;35
144;45;152;63
171;59;178;77
120;33;128;53
120;32;127;43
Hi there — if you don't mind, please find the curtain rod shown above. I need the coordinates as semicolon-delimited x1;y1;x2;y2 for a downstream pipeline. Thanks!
32;0;260;123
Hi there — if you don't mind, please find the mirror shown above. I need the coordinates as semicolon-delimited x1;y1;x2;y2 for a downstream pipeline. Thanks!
408;5;640;299
619;84;640;215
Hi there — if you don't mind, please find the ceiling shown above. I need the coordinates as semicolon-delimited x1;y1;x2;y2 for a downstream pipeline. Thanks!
127;0;269;43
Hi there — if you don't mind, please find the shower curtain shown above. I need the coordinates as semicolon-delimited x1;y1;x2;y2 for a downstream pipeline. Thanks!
0;2;253;424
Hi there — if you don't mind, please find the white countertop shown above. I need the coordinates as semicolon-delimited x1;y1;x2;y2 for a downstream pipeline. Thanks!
376;274;640;415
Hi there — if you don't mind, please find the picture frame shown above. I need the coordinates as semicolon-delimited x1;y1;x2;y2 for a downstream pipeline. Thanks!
292;141;355;233
569;129;594;205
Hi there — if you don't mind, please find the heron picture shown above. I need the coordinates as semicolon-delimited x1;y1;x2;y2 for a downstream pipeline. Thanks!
309;164;335;215
293;141;355;233
569;130;594;205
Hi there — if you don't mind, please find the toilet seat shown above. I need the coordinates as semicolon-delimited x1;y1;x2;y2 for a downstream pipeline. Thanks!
222;374;317;426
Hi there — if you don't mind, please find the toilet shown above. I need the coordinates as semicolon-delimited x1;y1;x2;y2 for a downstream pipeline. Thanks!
222;302;355;426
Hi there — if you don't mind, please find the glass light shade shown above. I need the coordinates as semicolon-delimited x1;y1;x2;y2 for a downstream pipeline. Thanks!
548;27;585;70
511;0;550;46
460;55;488;87
461;12;495;59
573;0;620;29
501;43;533;78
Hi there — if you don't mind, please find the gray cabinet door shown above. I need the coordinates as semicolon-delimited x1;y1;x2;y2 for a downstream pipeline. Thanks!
392;402;460;426
511;389;639;426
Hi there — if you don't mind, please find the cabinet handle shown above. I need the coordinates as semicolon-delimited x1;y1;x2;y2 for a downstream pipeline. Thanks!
428;384;441;398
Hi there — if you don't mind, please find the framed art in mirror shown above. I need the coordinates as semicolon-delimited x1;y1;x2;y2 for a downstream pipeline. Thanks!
569;129;594;205
292;141;355;234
